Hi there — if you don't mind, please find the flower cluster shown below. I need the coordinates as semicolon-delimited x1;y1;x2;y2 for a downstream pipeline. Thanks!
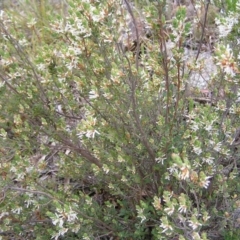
215;44;239;78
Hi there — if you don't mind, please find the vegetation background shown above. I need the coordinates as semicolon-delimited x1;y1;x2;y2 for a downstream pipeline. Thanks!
0;0;240;239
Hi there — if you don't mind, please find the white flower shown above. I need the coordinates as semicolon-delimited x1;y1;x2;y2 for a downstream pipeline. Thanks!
15;172;26;181
25;199;35;208
167;164;178;174
198;172;212;189
103;164;110;174
89;90;99;99
52;214;64;228
178;193;188;213
67;208;78;223
193;146;202;155
178;205;187;213
213;142;222;152
18;38;29;47
140;216;146;223
92;11;103;23
11;207;23;214
136;206;146;223
204;124;212;131
200;176;211;189
160;216;173;233
164;206;175;216
51;228;68;240
85;129;100;138
202;156;214;164
190;123;199;131
37;63;47;71
156;156;166;164
160;223;173;233
188;218;202;230
164;201;176;216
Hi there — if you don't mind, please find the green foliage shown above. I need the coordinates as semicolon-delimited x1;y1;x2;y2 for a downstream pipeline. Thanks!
0;0;240;239
224;229;240;240
225;0;238;12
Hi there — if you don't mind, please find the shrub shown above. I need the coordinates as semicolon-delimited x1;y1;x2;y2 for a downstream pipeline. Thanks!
0;0;239;239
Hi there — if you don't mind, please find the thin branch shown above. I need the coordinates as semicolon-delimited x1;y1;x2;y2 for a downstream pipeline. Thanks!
55;111;83;120
128;65;155;163
158;4;170;124
0;74;20;95
54;131;103;168
192;189;200;215
195;0;210;61
8;187;54;199
124;0;140;70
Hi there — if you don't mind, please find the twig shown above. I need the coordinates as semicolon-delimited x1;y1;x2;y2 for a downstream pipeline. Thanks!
195;0;210;61
8;187;54;199
157;2;170;124
54;131;103;168
124;0;140;70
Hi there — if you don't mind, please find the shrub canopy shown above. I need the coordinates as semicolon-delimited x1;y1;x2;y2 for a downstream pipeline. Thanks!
0;0;240;239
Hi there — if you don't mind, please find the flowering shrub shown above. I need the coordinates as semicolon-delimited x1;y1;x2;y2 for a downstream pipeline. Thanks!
0;0;239;239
